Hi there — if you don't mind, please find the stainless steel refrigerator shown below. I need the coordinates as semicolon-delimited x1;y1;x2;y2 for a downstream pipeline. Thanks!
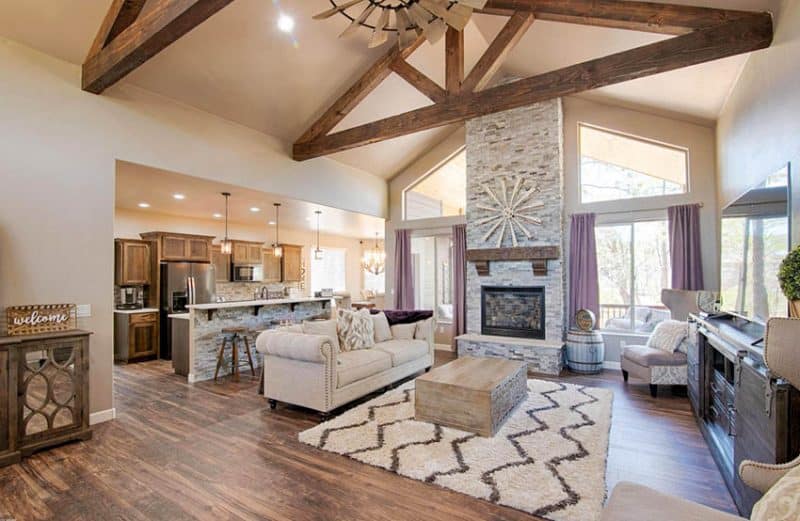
160;262;215;359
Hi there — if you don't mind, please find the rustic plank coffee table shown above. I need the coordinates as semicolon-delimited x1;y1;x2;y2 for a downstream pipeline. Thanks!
415;356;528;437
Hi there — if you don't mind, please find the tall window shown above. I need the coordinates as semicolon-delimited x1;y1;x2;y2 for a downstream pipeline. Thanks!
309;248;346;292
363;270;385;294
596;220;671;332
579;124;688;204
404;149;466;220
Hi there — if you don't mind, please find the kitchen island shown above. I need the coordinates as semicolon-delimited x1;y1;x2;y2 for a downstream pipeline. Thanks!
182;297;332;382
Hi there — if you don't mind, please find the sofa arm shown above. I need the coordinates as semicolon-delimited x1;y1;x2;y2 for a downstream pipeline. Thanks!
255;331;334;364
739;456;800;494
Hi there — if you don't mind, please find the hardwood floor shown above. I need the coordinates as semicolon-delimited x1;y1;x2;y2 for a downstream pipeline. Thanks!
0;351;737;520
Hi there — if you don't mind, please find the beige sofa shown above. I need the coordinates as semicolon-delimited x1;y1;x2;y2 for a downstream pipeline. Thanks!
255;318;434;415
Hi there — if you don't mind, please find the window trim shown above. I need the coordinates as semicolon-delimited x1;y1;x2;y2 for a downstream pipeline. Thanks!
402;145;466;221
577;122;691;205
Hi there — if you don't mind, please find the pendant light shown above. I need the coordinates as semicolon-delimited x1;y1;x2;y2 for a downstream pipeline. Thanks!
361;233;385;275
219;192;232;254
313;210;324;260
272;203;283;258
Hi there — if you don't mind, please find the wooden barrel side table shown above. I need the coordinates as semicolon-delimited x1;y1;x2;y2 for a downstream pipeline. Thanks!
565;329;605;374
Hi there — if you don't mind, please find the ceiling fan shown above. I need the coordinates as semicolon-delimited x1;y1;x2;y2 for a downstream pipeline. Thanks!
313;0;487;49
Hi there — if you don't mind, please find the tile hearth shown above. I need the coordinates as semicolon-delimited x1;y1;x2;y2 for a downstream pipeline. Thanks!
456;334;564;375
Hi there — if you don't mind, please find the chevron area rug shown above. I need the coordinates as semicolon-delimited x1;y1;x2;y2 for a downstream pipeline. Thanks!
299;378;613;521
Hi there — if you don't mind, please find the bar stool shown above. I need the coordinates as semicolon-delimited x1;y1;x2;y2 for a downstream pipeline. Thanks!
214;327;256;382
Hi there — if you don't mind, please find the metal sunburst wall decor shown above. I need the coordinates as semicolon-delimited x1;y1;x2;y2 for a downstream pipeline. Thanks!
313;0;488;49
476;175;544;248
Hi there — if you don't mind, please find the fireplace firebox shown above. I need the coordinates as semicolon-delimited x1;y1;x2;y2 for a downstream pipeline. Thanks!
481;286;545;339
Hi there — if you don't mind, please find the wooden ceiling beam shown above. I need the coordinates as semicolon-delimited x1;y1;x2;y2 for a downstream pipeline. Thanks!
390;60;448;104
445;27;464;94
86;0;148;60
462;11;534;93
295;36;425;144
82;0;235;94
479;0;759;35
293;13;772;160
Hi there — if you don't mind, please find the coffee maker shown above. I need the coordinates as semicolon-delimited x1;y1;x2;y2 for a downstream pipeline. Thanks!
118;286;143;310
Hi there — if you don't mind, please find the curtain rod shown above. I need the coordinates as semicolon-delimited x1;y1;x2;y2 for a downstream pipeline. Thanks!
569;202;704;217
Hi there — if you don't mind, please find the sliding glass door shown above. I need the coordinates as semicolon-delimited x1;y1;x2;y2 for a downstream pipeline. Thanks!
411;234;453;346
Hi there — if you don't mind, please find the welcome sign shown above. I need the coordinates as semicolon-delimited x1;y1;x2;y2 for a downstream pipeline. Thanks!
6;304;77;336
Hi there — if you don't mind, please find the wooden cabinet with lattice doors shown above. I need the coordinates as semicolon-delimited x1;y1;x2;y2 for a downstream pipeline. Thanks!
0;330;91;467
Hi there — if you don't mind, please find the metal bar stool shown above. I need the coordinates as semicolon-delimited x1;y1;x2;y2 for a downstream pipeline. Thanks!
214;327;256;382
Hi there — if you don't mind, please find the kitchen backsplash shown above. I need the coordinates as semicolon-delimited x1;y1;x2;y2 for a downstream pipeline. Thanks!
215;281;301;301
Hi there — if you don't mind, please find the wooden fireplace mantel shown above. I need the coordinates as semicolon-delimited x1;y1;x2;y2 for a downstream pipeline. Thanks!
466;246;560;277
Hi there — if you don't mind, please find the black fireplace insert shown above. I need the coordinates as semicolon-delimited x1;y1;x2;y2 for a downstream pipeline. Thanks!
481;286;545;339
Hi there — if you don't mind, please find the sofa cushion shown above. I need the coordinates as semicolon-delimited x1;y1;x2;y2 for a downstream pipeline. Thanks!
337;350;392;388
600;482;744;521
647;320;688;353
391;322;416;340
302;319;340;352
371;312;392;343
751;463;800;521
374;339;428;367
414;318;434;341
338;309;375;351
623;345;687;367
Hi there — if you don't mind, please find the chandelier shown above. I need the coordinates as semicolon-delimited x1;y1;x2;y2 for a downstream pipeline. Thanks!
361;233;386;275
313;0;487;48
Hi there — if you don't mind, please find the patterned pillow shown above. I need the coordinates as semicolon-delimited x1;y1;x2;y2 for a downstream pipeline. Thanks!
751;464;800;521
337;309;375;351
646;320;688;353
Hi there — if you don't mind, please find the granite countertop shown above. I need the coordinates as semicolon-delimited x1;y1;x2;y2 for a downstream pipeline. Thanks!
114;308;159;314
187;296;332;311
168;313;190;320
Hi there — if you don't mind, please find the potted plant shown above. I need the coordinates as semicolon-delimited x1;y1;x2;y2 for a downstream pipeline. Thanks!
779;246;800;317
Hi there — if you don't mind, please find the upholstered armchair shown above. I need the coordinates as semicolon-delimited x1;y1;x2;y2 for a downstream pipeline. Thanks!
602;317;800;521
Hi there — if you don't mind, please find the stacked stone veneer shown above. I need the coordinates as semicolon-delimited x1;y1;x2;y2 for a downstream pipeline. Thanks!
458;98;566;374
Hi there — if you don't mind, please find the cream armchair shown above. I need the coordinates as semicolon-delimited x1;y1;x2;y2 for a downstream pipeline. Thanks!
602;317;800;520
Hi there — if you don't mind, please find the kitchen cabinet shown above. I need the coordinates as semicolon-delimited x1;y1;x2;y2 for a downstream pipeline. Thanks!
262;248;282;282
211;245;230;282
281;244;303;282
140;232;214;263
115;239;151;286
231;241;264;264
114;312;159;363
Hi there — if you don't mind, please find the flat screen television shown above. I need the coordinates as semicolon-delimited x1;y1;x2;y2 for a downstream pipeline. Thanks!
720;164;791;324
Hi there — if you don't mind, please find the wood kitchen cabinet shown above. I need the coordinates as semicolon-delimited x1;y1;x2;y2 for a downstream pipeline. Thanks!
114;312;159;363
281;244;303;282
262;248;282;282
231;241;264;264
114;239;151;285
211;245;231;282
140;232;214;263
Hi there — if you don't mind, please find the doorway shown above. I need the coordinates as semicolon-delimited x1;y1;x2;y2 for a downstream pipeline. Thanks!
411;234;454;349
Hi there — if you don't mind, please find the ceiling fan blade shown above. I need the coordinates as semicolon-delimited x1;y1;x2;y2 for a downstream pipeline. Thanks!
313;0;365;20
339;4;377;38
395;8;417;49
418;0;469;31
407;3;434;28
424;18;447;43
368;8;390;48
454;0;488;8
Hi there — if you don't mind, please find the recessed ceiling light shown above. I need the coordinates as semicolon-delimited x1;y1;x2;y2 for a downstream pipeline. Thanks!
277;13;295;33
250;207;261;213
268;220;276;225
173;193;186;200
138;202;150;208
305;216;312;221
213;213;223;219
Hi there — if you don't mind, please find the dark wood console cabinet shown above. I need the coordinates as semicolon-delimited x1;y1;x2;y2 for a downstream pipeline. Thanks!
0;330;92;468
690;314;800;517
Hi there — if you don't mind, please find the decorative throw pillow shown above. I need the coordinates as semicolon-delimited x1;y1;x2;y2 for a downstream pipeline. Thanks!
302;319;340;352
391;322;417;340
646;320;688;353
414;318;434;341
337;309;375;351
371;312;392;343
751;464;800;521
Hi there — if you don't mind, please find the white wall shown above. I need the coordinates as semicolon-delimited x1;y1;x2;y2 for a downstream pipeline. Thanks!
0;38;388;417
717;0;800;243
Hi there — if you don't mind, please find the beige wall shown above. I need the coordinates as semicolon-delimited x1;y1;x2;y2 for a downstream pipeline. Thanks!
717;0;800;238
0;38;387;418
114;208;367;297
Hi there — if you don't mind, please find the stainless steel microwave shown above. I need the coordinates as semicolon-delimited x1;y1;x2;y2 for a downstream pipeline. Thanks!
231;264;263;282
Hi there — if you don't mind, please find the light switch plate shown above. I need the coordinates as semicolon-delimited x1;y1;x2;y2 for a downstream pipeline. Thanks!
76;304;92;318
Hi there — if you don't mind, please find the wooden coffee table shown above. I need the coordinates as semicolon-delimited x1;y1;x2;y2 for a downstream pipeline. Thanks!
415;356;528;437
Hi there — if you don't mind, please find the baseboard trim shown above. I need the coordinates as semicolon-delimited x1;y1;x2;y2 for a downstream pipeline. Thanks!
90;408;116;425
434;344;454;351
603;361;621;371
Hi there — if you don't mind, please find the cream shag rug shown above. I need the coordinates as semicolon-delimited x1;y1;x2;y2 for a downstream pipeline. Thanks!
299;379;613;521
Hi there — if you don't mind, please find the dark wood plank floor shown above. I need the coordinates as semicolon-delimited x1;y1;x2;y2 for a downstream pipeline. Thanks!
0;351;737;520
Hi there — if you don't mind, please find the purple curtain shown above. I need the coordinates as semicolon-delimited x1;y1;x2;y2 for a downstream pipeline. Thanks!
452;224;467;347
668;203;705;290
569;213;600;328
393;229;415;310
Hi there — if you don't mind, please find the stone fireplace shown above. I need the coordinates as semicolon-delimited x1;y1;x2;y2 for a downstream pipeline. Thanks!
456;98;566;375
481;286;545;339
